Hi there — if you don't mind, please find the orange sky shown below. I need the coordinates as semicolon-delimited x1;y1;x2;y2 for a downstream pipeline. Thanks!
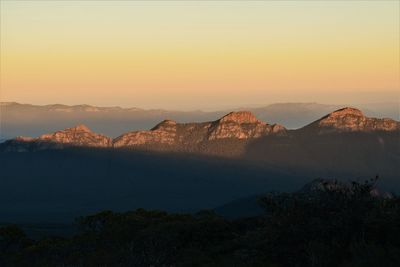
1;1;399;110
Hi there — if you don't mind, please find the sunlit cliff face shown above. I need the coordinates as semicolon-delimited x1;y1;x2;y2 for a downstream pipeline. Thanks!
301;108;400;134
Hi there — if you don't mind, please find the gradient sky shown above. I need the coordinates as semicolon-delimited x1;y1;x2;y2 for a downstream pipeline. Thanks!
1;1;399;110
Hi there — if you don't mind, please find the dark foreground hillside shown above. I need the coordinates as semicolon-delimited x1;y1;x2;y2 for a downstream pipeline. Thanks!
1;179;399;267
1;139;400;224
0;148;308;223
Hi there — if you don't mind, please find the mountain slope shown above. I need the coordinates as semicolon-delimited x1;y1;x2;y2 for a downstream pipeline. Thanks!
37;124;112;147
0;149;306;223
244;108;400;178
300;107;400;134
114;111;286;149
1;125;112;152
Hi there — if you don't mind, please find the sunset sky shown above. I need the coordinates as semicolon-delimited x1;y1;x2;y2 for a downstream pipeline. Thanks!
1;1;399;110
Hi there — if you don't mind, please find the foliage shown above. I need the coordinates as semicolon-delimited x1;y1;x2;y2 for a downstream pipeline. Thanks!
1;178;399;266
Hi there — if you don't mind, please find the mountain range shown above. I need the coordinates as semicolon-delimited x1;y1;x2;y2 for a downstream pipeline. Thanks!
1;106;399;223
1;101;398;140
2;107;398;154
2;106;399;178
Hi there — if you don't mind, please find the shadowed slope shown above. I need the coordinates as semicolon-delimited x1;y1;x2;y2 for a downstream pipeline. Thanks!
0;148;306;223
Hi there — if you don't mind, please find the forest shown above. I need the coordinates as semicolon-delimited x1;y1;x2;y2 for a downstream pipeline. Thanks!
1;178;399;267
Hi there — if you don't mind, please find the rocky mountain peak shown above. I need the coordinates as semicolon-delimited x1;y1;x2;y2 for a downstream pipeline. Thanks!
207;112;285;141
66;124;92;133
37;125;111;148
302;107;400;134
151;120;177;131
325;107;364;118
113;111;286;149
218;111;261;124
114;120;178;148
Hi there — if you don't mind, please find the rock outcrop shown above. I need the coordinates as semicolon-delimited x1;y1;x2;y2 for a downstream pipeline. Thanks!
1;125;112;151
113;120;177;147
37;124;112;147
207;111;286;140
113;111;286;148
301;107;400;134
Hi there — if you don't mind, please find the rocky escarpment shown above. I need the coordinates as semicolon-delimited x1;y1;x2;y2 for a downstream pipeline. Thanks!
38;124;112;147
113;120;178;147
301;107;400;134
1;111;285;153
113;111;286;148
2;108;398;153
1;125;112;151
207;111;286;140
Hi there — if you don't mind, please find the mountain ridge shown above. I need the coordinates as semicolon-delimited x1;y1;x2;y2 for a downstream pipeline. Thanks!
300;107;400;134
1;107;399;154
2;102;398;140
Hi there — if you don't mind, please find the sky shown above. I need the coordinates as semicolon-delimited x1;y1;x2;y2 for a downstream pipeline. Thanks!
0;0;399;110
